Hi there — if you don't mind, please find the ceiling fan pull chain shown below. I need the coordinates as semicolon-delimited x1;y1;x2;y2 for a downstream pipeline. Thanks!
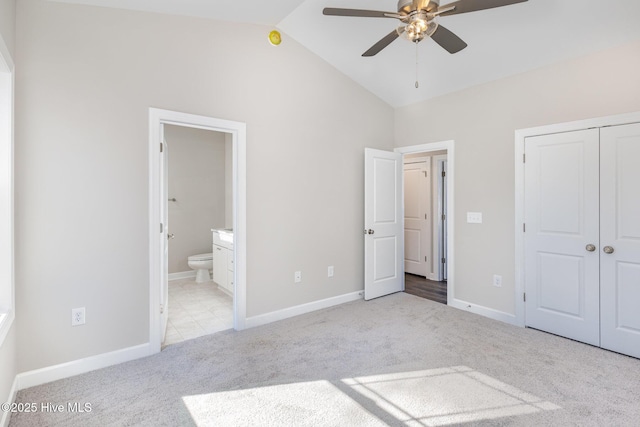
415;41;419;89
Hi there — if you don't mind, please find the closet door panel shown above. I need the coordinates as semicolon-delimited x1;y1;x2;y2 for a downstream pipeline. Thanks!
524;129;600;346
600;123;640;358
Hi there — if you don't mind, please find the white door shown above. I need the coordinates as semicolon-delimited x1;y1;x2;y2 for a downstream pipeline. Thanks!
160;134;169;342
403;160;430;277
600;123;640;358
524;129;601;346
438;159;448;281
364;148;403;300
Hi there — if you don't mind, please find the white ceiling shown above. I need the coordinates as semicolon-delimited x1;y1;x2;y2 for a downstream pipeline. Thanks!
50;0;640;108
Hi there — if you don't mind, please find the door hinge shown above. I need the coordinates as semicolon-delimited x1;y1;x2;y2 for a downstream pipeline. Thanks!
160;223;163;233
442;171;446;177
425;213;427;220
160;142;164;153
523;153;526;163
523;293;526;302
160;304;164;314
425;256;427;262
442;214;446;221
523;223;526;232
423;171;427;177
442;258;446;264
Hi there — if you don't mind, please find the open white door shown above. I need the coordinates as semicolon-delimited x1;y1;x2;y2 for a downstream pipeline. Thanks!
159;132;169;342
364;148;403;300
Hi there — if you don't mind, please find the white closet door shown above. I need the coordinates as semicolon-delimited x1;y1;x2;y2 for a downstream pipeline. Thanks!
600;123;640;358
404;160;431;277
524;129;600;346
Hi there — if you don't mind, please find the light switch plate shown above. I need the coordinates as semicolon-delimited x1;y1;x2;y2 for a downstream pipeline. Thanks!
467;212;483;224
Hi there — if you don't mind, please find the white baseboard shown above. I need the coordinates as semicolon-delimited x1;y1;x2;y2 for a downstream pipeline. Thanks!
245;291;363;329
16;343;152;391
168;271;196;281
0;376;18;427
449;298;519;326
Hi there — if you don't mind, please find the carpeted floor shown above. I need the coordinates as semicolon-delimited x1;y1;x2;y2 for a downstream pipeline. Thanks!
9;293;640;426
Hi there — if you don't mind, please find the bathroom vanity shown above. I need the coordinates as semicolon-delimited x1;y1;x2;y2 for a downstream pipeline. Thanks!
212;229;234;295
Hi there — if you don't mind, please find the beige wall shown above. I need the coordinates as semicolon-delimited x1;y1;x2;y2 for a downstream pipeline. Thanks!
0;0;15;57
15;0;394;371
396;40;640;315
165;125;226;274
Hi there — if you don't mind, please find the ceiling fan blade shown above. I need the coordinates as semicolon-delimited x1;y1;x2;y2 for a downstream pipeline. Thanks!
430;24;467;54
323;8;400;19
437;0;528;17
362;29;401;57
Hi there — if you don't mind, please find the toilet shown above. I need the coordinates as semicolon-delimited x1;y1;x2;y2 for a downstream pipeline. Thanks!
187;253;213;283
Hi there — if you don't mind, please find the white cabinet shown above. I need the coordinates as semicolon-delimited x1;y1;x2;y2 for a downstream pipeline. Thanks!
212;229;234;295
213;244;227;290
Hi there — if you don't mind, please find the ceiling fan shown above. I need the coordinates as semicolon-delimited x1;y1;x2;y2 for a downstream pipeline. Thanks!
323;0;528;57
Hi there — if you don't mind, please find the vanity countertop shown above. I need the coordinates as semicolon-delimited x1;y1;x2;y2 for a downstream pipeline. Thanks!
212;228;233;249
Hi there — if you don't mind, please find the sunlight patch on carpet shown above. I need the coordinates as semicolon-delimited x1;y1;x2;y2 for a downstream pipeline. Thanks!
342;366;560;426
181;366;559;426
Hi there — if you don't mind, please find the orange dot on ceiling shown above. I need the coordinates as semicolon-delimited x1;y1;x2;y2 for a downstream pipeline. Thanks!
268;30;282;46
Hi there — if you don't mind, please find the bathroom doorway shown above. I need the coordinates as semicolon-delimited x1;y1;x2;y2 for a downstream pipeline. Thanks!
162;125;233;346
148;108;246;353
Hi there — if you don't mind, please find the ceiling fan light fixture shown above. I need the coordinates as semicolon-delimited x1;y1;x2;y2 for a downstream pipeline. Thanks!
398;18;437;43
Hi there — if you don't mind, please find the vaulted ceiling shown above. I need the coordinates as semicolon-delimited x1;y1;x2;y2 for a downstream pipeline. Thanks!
48;0;640;107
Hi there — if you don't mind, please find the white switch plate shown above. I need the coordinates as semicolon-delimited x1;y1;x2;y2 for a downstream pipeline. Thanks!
328;266;334;278
467;212;483;223
294;271;301;283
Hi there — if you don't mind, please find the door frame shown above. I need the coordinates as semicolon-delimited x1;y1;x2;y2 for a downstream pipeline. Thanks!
514;110;640;327
148;108;247;353
395;141;455;305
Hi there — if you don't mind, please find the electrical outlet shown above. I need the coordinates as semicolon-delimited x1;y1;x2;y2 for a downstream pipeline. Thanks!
328;266;334;278
294;271;302;283
493;275;502;287
71;307;85;326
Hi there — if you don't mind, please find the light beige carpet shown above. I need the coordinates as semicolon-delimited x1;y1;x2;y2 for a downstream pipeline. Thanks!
9;292;640;426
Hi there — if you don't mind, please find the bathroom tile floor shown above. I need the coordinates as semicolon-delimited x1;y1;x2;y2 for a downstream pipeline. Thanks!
162;278;233;347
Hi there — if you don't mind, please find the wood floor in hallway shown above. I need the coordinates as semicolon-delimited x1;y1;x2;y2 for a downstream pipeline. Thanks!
404;273;447;304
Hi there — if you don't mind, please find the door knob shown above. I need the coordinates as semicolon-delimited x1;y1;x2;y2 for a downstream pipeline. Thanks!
603;246;614;254
364;229;375;235
167;233;175;240
585;244;596;252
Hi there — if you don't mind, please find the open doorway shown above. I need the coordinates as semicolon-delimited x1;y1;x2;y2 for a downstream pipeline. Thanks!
162;125;233;346
148;108;246;354
396;142;454;305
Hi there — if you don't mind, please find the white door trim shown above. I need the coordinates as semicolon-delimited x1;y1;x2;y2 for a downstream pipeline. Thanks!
395;141;454;305
514;110;640;327
148;108;247;354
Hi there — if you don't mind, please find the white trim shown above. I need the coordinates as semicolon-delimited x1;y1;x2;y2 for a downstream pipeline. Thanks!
149;108;247;355
395;141;455;305
245;291;363;329
16;343;152;390
514;111;640;327
0;33;15;346
168;271;197;281
0;376;17;427
449;298;518;326
433;155;448;282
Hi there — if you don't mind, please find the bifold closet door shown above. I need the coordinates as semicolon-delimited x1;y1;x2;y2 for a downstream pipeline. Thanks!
600;123;640;358
524;129;601;346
